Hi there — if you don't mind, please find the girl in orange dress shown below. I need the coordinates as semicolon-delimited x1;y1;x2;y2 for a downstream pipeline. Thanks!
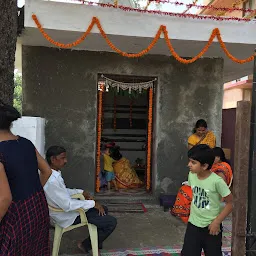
212;147;233;187
171;182;192;223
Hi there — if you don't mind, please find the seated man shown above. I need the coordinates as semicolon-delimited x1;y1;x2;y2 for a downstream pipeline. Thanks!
43;146;117;254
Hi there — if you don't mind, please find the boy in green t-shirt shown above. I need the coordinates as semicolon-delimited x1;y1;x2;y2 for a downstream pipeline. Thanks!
182;144;232;256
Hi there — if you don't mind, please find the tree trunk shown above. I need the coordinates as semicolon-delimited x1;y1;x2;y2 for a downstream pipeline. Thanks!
0;0;17;105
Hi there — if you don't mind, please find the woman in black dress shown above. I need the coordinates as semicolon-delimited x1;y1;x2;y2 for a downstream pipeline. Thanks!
0;100;52;255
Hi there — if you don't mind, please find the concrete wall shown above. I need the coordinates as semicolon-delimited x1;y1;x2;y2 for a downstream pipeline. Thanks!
22;46;224;195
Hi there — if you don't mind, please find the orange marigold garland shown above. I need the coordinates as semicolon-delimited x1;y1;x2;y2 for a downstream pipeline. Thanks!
96;84;104;192
32;14;254;64
163;26;215;64
146;88;153;191
163;26;254;64
97;21;161;58
102;91;104;130
216;30;254;64
32;14;96;48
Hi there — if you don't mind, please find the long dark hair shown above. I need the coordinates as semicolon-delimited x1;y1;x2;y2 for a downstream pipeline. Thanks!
213;147;228;163
0;99;21;130
193;119;208;134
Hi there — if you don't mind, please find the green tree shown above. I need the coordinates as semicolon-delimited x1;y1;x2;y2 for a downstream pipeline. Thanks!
13;73;22;113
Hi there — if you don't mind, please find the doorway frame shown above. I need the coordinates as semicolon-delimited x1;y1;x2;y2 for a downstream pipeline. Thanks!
95;75;156;193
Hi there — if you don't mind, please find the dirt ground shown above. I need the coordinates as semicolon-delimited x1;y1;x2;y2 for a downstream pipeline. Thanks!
50;203;186;255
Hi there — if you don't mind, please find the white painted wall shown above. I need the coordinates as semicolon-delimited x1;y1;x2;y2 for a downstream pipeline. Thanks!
25;0;256;44
11;117;46;156
21;0;255;82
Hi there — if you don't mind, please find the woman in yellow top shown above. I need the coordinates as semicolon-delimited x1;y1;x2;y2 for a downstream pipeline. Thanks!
188;119;216;149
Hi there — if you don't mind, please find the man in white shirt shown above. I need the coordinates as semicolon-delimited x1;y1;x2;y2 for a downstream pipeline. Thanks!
44;146;117;254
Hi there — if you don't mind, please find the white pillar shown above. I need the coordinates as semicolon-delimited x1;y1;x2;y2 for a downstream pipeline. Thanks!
11;116;46;156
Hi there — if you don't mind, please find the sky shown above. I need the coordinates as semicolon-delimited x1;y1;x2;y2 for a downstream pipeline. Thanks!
18;0;25;7
17;0;202;14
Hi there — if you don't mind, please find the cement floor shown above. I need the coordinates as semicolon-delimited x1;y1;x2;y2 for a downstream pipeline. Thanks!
51;204;186;255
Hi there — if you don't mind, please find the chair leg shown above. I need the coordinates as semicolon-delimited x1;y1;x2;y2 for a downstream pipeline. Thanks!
52;225;64;256
88;224;99;256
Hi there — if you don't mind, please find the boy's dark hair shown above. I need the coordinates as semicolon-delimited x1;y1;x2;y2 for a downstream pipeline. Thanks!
188;144;215;170
0;99;21;130
46;146;66;165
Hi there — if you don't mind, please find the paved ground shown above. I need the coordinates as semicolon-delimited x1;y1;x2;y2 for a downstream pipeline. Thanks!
50;203;186;255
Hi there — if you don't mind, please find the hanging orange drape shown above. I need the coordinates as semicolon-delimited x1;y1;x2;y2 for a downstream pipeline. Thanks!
146;88;153;191
32;14;254;64
96;85;104;192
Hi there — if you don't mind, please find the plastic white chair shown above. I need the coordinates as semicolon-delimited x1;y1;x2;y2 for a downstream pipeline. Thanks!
49;194;98;256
